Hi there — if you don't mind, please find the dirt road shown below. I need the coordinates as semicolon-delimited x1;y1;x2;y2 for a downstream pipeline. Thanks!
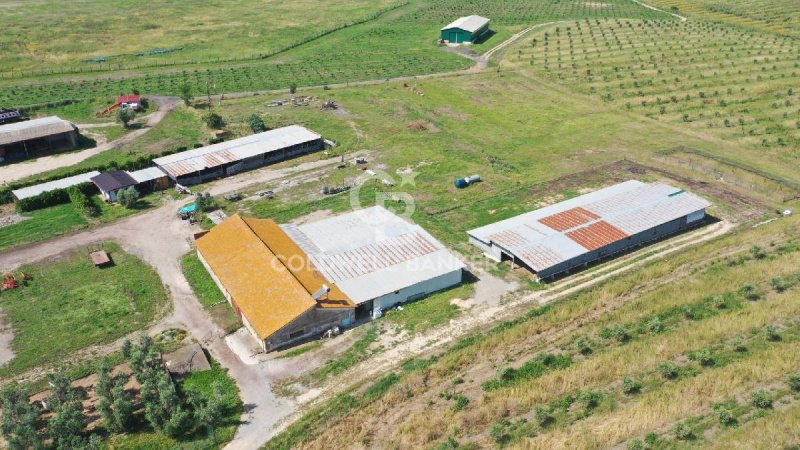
0;96;179;184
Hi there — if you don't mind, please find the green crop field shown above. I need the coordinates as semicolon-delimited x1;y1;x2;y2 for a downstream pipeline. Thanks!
0;242;169;378
501;19;800;179
649;0;800;38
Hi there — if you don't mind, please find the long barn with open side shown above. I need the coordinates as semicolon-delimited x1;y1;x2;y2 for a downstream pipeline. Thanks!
467;180;711;280
152;125;323;185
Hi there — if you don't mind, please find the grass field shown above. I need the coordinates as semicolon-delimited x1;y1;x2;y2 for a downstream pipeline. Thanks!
500;19;800;180
0;203;89;251
0;0;672;107
0;242;169;378
181;253;241;334
264;208;800;449
211;70;775;255
0;0;398;73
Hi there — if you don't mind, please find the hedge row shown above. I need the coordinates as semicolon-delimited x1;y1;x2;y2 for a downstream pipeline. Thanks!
1;145;190;206
16;182;97;212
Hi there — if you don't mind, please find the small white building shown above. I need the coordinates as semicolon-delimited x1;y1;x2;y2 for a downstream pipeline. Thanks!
282;206;466;317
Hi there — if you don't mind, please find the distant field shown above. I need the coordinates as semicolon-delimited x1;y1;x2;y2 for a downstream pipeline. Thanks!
649;0;800;38
0;0;670;107
501;19;800;178
0;0;398;73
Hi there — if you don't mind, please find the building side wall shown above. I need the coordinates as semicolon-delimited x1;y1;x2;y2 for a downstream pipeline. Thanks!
372;269;463;312
265;307;355;352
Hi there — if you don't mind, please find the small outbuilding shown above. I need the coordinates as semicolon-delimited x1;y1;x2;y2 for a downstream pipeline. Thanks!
90;170;137;202
441;15;491;45
127;167;171;192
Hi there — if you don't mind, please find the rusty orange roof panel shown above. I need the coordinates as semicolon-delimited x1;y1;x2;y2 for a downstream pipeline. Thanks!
565;220;629;251
538;207;600;232
243;218;355;309
196;215;317;340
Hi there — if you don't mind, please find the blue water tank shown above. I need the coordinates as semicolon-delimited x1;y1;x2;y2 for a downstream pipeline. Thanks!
454;178;468;188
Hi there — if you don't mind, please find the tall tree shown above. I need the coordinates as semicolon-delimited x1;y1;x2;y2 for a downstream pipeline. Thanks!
0;386;42;450
247;114;267;133
116;108;135;128
179;83;193;106
48;400;86;450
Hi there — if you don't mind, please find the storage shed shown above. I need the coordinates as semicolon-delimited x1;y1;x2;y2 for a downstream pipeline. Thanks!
152;125;323;185
0;116;78;162
127;167;171;192
90;170;137;202
441;15;491;45
11;171;101;201
467;181;711;280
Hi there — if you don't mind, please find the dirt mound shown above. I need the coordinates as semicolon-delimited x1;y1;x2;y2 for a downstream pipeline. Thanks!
406;120;439;132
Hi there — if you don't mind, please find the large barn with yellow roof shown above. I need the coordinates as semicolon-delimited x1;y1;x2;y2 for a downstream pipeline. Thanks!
196;206;465;351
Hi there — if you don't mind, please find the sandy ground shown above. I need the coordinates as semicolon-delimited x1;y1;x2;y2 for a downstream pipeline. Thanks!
0;96;179;184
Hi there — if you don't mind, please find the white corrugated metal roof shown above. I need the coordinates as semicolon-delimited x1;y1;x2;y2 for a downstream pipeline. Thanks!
152;125;321;178
127;167;168;183
283;206;465;304
468;181;711;273
12;171;101;200
442;15;490;33
0;116;76;146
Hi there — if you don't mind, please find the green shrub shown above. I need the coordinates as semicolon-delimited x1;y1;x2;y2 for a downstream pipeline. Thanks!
576;336;593;355
788;374;800;392
534;405;554;426
68;185;99;217
452;395;469;412
750;391;772;409
659;362;679;380
577;390;602;411
621;377;641;395
627;439;645;450
673;422;694;440
717;408;737;427
764;325;781;341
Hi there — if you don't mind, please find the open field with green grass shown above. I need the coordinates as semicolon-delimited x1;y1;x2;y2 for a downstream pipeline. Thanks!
0;0;672;107
0;203;88;251
0;242;169;378
181;253;241;334
500;19;800;179
0;0;398;74
209;70;780;256
264;207;800;449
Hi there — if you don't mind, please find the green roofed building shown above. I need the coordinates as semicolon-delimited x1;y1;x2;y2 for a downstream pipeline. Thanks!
440;15;490;45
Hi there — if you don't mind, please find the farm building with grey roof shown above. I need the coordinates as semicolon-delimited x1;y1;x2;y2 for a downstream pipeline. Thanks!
467;180;711;280
0;116;78;162
152;125;323;185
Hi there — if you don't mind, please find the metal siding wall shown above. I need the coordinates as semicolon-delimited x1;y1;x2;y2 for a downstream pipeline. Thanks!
373;269;463;311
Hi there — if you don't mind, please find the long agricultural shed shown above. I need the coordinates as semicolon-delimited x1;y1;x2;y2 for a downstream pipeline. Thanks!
467;180;711;280
152;125;323;185
12;171;101;201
